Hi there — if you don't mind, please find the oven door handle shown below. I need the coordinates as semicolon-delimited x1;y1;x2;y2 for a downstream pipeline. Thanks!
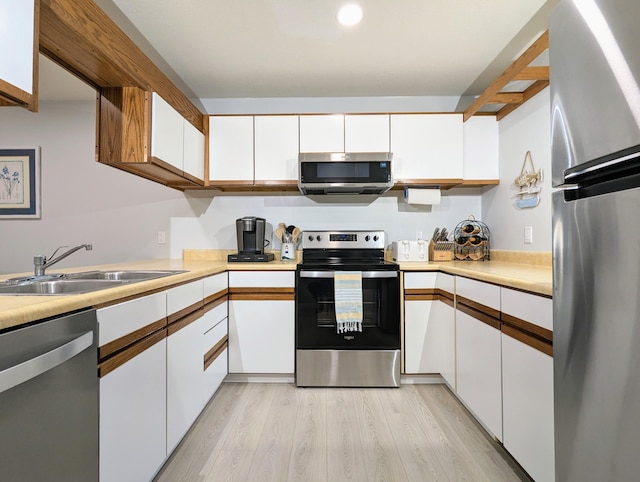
298;270;398;279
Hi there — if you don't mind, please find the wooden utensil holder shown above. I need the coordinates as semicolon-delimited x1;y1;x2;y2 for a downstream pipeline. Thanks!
429;239;453;261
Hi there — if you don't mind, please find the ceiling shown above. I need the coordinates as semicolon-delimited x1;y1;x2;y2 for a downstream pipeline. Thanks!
41;0;559;108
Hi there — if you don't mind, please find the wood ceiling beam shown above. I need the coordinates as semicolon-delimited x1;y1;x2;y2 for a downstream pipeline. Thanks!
514;66;549;81
463;30;549;121
496;80;550;121
39;0;204;131
487;92;524;104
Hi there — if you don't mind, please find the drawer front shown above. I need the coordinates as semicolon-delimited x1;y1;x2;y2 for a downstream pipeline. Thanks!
229;271;294;288
204;272;228;298
501;287;553;331
167;279;203;316
436;272;455;293
98;292;166;346
203;302;227;332
456;276;500;311
404;272;437;289
203;312;228;350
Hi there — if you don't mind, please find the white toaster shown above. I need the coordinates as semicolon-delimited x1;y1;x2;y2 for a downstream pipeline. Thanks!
391;240;428;262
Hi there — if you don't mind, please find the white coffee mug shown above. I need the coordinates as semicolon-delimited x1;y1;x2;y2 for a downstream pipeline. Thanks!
280;243;295;261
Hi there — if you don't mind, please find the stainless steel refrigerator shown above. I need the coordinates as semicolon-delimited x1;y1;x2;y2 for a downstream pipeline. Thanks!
551;0;640;480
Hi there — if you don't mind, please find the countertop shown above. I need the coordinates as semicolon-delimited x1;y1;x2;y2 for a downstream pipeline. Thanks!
0;253;551;332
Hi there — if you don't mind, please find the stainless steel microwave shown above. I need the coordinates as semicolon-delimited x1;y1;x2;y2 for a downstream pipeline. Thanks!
298;152;393;195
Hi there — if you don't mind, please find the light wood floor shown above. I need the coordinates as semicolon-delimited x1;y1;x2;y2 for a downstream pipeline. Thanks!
155;382;530;482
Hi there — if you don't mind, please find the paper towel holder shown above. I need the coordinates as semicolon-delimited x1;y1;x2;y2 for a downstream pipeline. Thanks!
403;186;442;205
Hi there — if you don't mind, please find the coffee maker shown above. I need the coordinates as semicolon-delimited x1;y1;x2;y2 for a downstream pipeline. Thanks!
227;216;275;262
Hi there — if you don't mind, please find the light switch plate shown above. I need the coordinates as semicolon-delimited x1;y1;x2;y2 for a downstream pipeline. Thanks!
524;226;533;244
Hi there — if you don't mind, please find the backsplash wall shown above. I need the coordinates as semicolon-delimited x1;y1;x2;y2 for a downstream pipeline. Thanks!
170;190;482;257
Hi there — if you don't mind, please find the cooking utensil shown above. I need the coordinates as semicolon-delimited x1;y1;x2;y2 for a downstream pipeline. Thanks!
292;227;301;242
274;226;285;243
432;228;440;241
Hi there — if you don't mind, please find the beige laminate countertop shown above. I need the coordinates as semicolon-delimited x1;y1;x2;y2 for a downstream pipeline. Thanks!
399;260;552;297
0;256;551;332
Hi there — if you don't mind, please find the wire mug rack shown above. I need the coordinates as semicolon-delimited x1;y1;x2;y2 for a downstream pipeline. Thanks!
453;215;490;261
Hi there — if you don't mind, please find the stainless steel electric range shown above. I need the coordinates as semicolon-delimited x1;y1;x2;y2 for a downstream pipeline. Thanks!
295;230;401;387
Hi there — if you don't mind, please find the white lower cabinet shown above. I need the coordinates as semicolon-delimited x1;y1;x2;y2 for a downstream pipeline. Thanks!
502;333;555;482
403;272;455;387
456;308;502;440
98;274;229;481
100;339;167;482
228;299;294;373
228;271;295;374
167;315;208;453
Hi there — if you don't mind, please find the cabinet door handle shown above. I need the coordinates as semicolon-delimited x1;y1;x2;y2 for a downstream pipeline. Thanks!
0;331;93;395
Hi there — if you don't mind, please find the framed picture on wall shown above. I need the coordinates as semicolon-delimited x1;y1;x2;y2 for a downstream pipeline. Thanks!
0;148;41;219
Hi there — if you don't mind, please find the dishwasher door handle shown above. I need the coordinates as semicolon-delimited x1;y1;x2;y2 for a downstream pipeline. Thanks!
0;331;94;395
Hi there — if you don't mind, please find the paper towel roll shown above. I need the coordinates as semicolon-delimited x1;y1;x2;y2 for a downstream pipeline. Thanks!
404;187;441;205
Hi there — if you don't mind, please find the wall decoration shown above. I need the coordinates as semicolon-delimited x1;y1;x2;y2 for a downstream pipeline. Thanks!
514;150;543;209
0;148;40;218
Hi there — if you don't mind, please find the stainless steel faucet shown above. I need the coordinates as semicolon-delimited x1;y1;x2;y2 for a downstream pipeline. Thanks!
34;244;93;277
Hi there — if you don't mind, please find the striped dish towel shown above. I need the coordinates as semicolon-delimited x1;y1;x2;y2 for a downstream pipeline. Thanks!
334;271;363;333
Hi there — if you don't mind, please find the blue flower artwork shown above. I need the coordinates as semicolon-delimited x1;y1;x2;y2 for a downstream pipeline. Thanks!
0;148;39;218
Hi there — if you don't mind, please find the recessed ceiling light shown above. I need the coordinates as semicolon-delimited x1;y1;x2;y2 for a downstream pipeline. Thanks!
337;3;363;27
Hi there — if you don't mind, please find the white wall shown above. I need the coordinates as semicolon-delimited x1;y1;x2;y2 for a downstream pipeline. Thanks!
0;101;195;275
482;88;552;251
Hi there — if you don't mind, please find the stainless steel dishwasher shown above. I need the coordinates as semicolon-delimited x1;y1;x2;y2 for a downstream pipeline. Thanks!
0;309;98;481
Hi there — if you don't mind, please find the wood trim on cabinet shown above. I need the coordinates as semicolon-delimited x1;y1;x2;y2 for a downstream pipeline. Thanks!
437;289;455;302
229;289;295;301
167;300;204;326
502;324;553;357
204;335;229;370
39;0;203;130
167;307;204;337
98;317;167;361
203;290;229;311
456;295;501;320
405;293;438;301
98;329;166;377
457;302;501;330
392;179;463;190
501;312;553;344
440;295;455;309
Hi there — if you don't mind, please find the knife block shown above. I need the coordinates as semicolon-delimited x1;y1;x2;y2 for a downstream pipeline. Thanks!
429;239;453;261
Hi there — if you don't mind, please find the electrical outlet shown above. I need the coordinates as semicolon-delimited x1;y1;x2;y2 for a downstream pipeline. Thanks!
524;226;533;244
157;231;166;244
416;230;423;241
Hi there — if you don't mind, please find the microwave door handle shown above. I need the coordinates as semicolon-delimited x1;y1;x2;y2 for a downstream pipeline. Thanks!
298;270;398;279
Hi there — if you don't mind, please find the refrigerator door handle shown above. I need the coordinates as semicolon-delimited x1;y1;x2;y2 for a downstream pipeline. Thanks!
564;149;640;183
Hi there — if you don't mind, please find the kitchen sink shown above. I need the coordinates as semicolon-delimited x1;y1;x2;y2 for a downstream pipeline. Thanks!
63;270;186;281
0;269;187;295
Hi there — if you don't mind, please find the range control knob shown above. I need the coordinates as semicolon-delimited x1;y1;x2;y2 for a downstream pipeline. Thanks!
364;235;371;241
373;235;379;242
308;235;314;242
316;235;322;242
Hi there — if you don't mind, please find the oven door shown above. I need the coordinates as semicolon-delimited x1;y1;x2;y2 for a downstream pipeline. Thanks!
295;269;400;349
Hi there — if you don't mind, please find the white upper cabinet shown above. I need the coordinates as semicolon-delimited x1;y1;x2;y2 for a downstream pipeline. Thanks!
0;0;36;105
183;119;205;180
463;116;499;181
390;114;464;180
299;114;345;152
344;114;390;152
151;93;205;181
254;115;299;181
151;93;184;170
209;115;254;181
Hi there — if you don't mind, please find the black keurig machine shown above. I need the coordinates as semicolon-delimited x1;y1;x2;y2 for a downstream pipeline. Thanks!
227;216;275;262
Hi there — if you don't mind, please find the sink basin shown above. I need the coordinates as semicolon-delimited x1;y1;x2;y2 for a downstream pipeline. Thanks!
64;269;186;281
0;279;126;295
0;269;187;295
